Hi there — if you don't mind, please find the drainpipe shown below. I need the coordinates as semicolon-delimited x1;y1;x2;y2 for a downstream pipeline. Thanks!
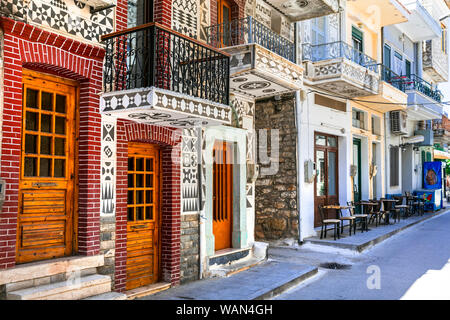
294;21;303;243
295;90;303;243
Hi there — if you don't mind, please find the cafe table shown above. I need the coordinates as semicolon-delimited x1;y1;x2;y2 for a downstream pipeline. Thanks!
381;199;397;224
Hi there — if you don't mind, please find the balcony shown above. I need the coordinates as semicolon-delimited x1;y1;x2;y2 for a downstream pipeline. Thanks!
206;16;303;100
423;39;449;83
403;74;444;120
263;0;339;22
357;65;408;113
302;41;380;97
396;0;441;41
100;23;232;127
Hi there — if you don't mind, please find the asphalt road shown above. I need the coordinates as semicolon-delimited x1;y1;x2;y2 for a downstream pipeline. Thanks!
273;210;450;300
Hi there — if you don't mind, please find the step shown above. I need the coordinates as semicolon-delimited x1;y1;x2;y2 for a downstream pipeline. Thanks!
0;255;105;286
209;256;265;278
126;282;171;300
84;292;127;300
7;274;111;300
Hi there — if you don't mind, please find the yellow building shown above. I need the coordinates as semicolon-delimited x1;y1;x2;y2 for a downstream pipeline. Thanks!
345;0;409;201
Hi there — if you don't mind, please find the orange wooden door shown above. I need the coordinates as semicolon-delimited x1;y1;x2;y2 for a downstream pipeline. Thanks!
17;70;77;264
213;141;233;251
218;0;232;47
126;142;161;290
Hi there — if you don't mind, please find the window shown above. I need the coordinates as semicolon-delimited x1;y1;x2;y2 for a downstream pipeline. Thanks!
390;147;399;187
352;109;365;130
372;115;381;135
442;24;447;54
127;0;153;28
312;16;327;45
405;59;411;78
393;51;403;76
352;26;364;52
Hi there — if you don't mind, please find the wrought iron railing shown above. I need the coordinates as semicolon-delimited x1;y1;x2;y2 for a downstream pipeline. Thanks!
378;64;405;92
206;16;295;62
402;74;443;103
102;23;230;105
302;41;378;73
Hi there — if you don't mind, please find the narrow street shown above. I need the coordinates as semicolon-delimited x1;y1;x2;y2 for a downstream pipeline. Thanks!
273;210;450;300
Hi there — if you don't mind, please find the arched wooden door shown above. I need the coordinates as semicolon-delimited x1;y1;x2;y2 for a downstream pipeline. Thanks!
126;142;161;290
212;141;234;251
17;70;77;264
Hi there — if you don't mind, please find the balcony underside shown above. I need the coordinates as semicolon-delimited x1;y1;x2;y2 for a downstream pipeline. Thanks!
304;58;380;98
406;91;443;121
358;82;407;113
264;0;339;22
100;87;232;128
223;44;303;100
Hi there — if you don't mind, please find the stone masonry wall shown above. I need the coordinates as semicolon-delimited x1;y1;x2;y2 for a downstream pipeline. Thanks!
254;94;299;241
180;213;200;284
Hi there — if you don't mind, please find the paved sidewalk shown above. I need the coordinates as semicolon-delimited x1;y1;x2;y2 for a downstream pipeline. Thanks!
139;260;317;300
303;208;450;252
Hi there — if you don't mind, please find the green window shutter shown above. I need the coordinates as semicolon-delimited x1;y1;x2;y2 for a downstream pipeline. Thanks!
427;152;432;162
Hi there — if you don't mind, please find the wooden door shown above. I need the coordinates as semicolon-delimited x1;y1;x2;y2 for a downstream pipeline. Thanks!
17;70;77;264
218;0;232;47
213;141;234;251
126;142;161;290
314;133;339;227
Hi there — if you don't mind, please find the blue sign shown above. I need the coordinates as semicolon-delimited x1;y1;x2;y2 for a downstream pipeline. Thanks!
423;162;442;189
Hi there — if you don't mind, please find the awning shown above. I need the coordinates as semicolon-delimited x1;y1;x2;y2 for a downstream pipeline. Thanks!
434;149;450;160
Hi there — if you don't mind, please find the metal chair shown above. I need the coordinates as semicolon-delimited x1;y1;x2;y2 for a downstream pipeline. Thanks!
318;205;341;240
347;201;369;232
393;195;410;219
338;205;357;236
372;199;389;226
405;192;424;216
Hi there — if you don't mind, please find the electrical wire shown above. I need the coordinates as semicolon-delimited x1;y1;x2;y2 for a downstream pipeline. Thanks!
306;89;450;107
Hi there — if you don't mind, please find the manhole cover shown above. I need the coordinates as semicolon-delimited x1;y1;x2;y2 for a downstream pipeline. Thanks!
319;262;352;270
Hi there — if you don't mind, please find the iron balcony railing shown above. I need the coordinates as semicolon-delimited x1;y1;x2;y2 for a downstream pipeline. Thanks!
378;64;405;92
402;74;443;103
302;41;378;73
102;23;230;105
205;16;295;63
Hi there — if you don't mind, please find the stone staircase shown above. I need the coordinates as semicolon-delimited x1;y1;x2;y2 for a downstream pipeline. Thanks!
0;255;126;300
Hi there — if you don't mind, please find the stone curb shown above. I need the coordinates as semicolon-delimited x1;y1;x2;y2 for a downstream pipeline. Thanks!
251;265;318;300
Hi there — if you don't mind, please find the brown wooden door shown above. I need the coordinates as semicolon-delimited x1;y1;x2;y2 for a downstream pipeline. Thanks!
126;142;161;290
218;0;233;47
314;133;339;227
17;70;77;264
213;141;233;251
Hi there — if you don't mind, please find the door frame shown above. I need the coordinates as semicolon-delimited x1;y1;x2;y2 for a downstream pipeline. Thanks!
314;132;339;227
18;69;80;259
353;138;362;204
126;141;163;287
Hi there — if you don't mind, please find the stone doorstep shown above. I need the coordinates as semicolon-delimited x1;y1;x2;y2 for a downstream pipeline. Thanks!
209;256;266;278
7;274;112;300
0;255;105;286
303;209;449;252
125;282;171;300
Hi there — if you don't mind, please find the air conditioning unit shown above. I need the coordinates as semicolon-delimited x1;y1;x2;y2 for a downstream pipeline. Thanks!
390;110;408;135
